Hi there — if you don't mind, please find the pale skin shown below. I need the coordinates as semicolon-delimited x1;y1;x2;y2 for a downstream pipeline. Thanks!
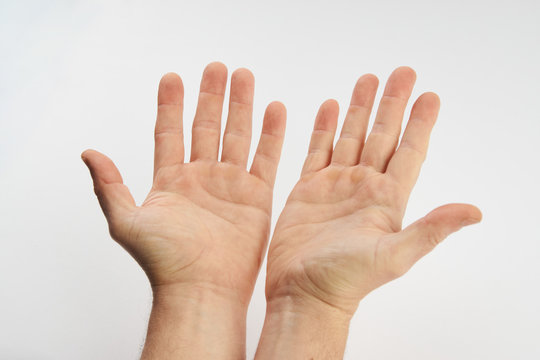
83;63;481;359
82;62;286;359
255;66;482;359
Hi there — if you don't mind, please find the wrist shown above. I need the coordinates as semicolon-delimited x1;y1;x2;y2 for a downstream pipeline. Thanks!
255;294;351;360
152;281;249;307
142;283;248;360
265;293;352;324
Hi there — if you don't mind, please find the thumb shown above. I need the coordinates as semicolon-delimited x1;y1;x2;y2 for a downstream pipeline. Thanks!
388;203;482;274
81;149;136;226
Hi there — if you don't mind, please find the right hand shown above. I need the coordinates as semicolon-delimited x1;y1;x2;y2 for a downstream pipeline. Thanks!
82;62;287;305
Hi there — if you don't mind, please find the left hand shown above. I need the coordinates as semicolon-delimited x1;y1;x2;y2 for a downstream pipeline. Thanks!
265;67;482;317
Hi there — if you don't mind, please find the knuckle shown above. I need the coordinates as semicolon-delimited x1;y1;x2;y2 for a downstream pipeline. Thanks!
427;232;442;247
376;240;407;281
383;260;407;281
420;217;443;247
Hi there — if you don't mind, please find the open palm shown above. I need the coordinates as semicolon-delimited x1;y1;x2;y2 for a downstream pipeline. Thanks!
83;63;286;303
266;67;481;316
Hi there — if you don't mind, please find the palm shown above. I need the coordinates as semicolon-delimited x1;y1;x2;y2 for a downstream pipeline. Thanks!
282;165;406;233
125;162;272;291
269;166;404;311
83;63;286;301
266;67;481;315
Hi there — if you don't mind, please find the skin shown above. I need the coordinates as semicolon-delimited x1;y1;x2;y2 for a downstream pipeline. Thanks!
255;67;482;359
82;62;286;359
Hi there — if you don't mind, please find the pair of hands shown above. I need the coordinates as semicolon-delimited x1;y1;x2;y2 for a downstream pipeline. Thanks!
82;62;481;359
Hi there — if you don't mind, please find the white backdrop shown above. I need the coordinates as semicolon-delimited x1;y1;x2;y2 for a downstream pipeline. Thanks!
1;0;539;358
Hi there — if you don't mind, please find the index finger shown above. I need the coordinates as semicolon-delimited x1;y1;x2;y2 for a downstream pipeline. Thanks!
386;92;440;192
154;72;184;179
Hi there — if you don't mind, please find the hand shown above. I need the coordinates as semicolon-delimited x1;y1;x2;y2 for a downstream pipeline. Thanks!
265;66;482;318
82;62;286;359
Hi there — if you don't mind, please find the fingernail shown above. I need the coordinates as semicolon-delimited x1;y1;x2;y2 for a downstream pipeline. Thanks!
462;217;481;226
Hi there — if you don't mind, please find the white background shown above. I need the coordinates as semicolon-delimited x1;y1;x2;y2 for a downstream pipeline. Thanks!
1;0;539;358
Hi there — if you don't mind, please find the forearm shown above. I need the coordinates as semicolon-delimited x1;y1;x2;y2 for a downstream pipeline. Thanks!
255;295;351;360
141;284;248;360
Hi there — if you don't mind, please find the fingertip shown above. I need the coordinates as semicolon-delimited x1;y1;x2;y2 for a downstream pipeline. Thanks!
201;61;228;94
393;66;417;81
158;72;184;105
313;99;339;132
230;68;255;105
323;98;339;110
232;67;255;84
322;98;340;116
430;203;483;227
159;72;183;87
351;75;379;107
359;73;379;88
418;91;441;107
425;91;440;102
409;92;441;124
81;149;90;162
204;61;228;77
81;149;99;163
264;101;287;133
465;204;483;225
267;100;287;116
319;99;339;120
